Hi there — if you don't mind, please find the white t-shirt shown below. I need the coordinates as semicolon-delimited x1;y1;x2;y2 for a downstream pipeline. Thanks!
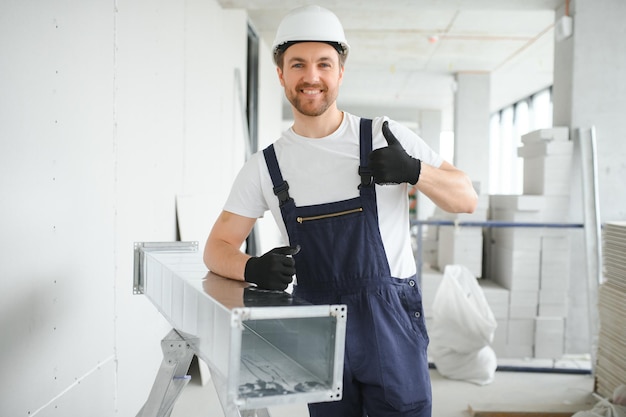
224;112;443;279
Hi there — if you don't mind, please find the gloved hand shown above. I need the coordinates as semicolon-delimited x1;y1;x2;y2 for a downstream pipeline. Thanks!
368;121;421;185
244;245;300;291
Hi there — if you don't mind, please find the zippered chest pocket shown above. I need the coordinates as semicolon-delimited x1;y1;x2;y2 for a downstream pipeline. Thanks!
294;197;364;225
297;207;363;223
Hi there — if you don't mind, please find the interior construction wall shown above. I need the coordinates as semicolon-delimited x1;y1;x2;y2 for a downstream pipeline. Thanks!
0;1;282;415
552;0;626;355
255;37;287;253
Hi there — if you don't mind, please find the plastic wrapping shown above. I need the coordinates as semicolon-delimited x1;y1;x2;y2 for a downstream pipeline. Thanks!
429;264;498;385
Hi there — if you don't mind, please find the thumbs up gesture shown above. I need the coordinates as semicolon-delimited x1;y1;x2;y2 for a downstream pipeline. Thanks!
368;121;422;185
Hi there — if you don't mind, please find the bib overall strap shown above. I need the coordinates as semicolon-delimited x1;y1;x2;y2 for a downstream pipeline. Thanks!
263;144;292;207
358;118;374;188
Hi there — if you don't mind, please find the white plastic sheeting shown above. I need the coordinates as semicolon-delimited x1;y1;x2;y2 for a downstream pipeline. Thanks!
429;264;498;385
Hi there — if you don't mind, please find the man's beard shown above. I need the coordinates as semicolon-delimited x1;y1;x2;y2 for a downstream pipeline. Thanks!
287;83;337;117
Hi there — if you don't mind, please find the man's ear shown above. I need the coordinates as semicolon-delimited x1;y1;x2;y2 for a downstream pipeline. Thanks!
277;66;285;87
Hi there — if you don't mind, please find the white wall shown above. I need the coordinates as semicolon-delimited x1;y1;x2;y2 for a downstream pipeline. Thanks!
490;24;555;113
454;72;491;193
552;0;626;354
0;1;118;415
255;38;286;253
0;0;282;415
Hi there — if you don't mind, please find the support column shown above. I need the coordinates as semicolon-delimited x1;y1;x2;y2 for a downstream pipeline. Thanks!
419;110;441;154
553;0;626;221
454;72;491;194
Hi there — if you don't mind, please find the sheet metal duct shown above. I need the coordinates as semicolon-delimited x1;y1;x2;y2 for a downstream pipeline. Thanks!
133;242;347;416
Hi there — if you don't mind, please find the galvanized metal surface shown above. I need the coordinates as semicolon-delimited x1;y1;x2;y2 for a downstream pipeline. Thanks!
134;242;346;414
133;241;199;295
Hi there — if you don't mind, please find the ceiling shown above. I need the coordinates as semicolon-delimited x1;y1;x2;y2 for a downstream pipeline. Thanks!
218;0;564;128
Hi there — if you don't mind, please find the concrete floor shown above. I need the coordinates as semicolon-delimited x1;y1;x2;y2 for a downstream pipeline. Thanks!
170;359;597;417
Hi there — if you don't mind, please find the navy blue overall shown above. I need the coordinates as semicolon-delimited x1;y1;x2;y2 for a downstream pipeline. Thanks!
263;118;432;417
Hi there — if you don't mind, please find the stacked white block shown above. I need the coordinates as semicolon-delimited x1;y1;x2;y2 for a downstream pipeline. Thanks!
437;226;483;278
488;192;572;359
435;195;489;277
479;279;510;357
539;235;570;318
519;127;573;196
506;319;535;358
414;207;447;269
479;279;510;319
509;290;539;319
538;289;568;317
418;227;439;269
492;245;540;292
534;317;565;359
490;194;570;222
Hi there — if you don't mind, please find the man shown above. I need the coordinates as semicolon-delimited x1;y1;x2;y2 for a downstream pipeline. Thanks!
204;5;478;417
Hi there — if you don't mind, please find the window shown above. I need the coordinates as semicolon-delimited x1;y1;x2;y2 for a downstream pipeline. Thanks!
489;87;553;195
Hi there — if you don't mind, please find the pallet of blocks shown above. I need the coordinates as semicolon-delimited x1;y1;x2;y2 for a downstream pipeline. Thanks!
479;279;510;356
486;126;574;360
596;221;626;399
518;127;572;196
488;194;571;359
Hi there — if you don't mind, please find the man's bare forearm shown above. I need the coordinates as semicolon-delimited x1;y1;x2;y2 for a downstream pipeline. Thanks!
416;162;478;214
204;237;249;281
203;211;256;281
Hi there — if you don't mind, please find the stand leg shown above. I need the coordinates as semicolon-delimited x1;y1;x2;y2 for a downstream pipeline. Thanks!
136;329;197;417
137;328;272;417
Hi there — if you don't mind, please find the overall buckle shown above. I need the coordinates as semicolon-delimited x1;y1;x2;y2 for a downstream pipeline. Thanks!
358;166;373;188
273;181;292;206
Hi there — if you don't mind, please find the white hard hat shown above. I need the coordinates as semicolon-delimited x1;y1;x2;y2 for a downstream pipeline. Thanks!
272;5;349;63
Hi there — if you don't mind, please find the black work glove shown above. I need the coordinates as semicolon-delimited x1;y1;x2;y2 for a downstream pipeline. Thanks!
244;246;300;291
368;121;421;185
